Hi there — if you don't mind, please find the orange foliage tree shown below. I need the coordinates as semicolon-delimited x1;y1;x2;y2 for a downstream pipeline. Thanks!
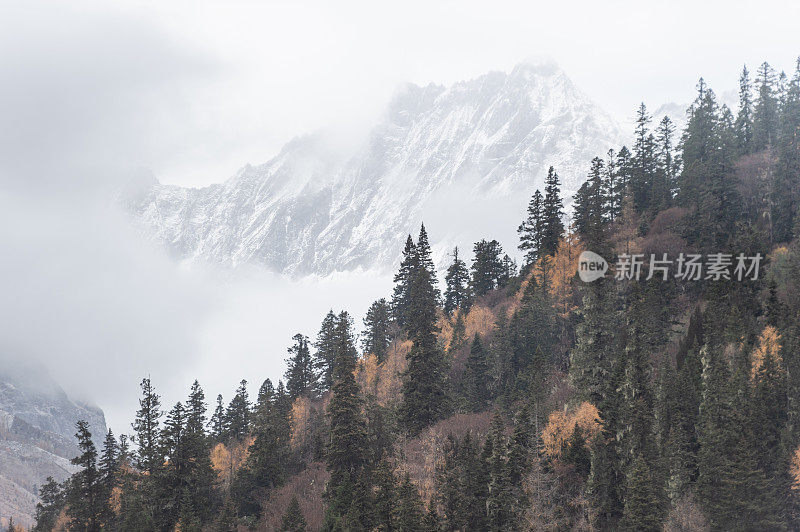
538;230;583;319
751;325;783;382
541;402;601;458
290;396;312;450
211;436;254;487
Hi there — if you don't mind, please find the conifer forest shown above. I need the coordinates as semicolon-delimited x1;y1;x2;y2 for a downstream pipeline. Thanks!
21;56;800;531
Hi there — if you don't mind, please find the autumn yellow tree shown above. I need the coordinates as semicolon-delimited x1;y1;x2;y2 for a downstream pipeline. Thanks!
751;325;782;382
541;402;601;458
543;230;584;319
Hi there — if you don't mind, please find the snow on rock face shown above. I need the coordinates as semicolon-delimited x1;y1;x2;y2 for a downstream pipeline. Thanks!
0;360;106;528
127;61;623;276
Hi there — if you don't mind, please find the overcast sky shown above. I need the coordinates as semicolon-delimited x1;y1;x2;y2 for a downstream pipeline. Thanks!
1;0;799;432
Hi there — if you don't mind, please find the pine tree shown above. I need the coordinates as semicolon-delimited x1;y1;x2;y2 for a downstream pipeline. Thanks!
280;496;307;532
33;477;65;532
470;239;504;297
486;416;513;531
518;189;545;265
226;379;251;441
499;255;516;288
67;420;104;531
423;500;440;532
400;238;449;433
183;381;218;524
396;474;426;531
736;64;755;155
772;59;800;242
753;61;779;150
573;157;607;245
285;333;315;399
99;428;118;492
133;377;163;475
313;310;339;392
373;458;399;530
253;379;274;428
750;327;789;492
239;377;289;518
507;406;531;488
444;247;471;315
391;235;418;327
98;429;118;526
619;454;663;531
361;298;391;362
561;424;591;478
415;223;440;301
541;167;565;256
677;79;741;247
506;275;556;401
653;116;677;208
604;148;623;222
570;277;619;405
463;334;491;410
209;393;226;441
696;344;778;529
630;103;657;212
160;401;188;528
324;311;368;527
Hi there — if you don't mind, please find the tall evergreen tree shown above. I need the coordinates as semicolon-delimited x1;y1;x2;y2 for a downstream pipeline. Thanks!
518;189;545;265
99;428;118;493
280;496;307;532
324;311;368;528
486;416;513;531
772;59;800;242
573;157;607;245
391;235;418;328
183;381;218;524
401;235;449;433
444;247;471;315
619;454;663;531
285;333;315;399
237;377;289;518
226;379;251;441
753;61;779;150
736;64;755;155
696;345;779;529
415;223;440;301
98;429;118;526
361;298;391;362
132;377;163;475
463;334;491;410
160;401;188;528
630;103;657;212
33;477;65;532
470;239;504;297
653;115;677;208
570;276;618;404
313;310;339;392
67;421;104;531
396;474;426;531
209;393;226;441
541;166;565;256
604;148;623;222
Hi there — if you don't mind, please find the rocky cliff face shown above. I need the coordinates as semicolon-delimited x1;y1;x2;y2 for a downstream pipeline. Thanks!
127;61;623;276
0;360;106;528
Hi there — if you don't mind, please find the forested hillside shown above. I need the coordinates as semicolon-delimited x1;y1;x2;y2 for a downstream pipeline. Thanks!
26;58;800;531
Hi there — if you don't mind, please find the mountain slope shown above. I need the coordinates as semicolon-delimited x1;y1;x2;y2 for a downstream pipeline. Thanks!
127;62;623;276
0;360;106;528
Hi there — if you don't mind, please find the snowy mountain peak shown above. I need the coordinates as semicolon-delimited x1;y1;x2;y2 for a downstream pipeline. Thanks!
126;63;623;276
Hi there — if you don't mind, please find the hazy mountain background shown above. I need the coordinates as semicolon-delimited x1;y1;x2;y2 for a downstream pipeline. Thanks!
126;62;622;276
0;361;105;528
